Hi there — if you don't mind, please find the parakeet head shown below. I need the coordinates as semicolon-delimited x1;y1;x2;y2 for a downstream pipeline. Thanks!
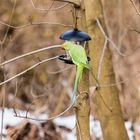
61;41;74;51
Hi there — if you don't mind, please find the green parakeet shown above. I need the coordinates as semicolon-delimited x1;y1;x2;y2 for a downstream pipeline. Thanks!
61;41;98;102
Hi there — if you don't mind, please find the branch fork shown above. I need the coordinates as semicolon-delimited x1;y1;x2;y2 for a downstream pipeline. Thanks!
54;0;80;8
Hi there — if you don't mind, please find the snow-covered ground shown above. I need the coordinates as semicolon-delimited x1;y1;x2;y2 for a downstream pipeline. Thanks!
0;108;139;140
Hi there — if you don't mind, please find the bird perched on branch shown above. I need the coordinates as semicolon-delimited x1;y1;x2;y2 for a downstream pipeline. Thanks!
61;41;99;102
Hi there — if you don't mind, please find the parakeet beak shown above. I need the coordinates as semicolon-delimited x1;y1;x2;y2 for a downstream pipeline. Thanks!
61;45;64;50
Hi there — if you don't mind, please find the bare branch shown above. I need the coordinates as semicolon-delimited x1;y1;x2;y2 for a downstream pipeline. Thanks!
43;0;55;16
95;18;140;89
14;96;79;121
0;45;61;66
0;0;17;45
0;56;59;86
0;20;73;29
130;0;140;16
101;71;140;88
97;39;108;80
30;0;69;11
96;18;127;57
14;103;73;121
24;94;49;117
1;1;17;140
54;0;80;7
47;65;73;74
129;27;140;34
13;93;81;122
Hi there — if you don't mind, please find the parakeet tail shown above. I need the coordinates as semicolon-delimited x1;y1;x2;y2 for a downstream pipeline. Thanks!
72;65;84;103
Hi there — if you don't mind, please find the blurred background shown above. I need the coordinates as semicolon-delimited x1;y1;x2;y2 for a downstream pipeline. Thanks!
0;0;140;140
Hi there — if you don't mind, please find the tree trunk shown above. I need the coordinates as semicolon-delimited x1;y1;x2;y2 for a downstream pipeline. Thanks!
83;0;129;140
74;1;90;140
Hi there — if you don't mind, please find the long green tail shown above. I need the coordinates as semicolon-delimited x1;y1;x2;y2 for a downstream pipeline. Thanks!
72;65;84;103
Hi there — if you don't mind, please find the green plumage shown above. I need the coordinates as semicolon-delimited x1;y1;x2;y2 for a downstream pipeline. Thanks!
62;41;89;102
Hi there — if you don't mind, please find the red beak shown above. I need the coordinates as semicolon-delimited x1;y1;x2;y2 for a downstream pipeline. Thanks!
61;45;64;50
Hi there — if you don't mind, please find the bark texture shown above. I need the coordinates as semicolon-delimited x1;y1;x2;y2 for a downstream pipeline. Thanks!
75;1;90;140
83;0;129;140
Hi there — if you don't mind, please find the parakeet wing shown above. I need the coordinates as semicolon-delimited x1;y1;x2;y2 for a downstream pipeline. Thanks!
69;44;88;66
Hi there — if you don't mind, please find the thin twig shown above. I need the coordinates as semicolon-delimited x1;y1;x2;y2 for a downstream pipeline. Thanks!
0;45;61;66
54;0;80;7
108;38;127;56
96;18;127;57
25;94;49;117
95;18;140;112
11;80;19;117
0;56;59;86
47;65;73;74
14;95;80;121
97;39;108;80
129;27;140;34
100;71;140;88
130;0;140;16
0;0;16;44
0;1;17;140
14;103;73;121
43;0;55;16
30;0;69;11
0;20;73;29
